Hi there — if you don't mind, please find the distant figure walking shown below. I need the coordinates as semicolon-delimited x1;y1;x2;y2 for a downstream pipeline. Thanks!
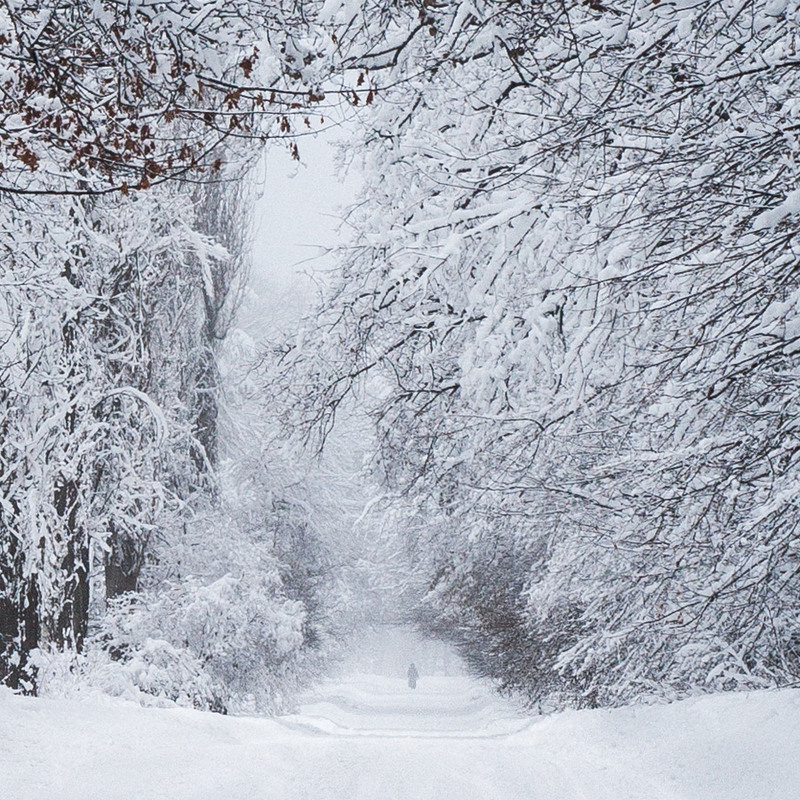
407;662;419;690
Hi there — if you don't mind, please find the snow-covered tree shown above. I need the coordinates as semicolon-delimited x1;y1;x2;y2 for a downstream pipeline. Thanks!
0;0;332;194
0;0;355;699
0;185;225;688
277;0;800;705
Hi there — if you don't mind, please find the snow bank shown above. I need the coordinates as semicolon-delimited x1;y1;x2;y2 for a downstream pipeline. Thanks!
1;681;798;799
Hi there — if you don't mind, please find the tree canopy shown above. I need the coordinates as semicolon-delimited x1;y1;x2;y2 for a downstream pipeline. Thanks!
276;0;800;705
0;0;333;193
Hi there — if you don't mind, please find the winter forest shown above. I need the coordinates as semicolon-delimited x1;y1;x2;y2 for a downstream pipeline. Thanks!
4;0;800;747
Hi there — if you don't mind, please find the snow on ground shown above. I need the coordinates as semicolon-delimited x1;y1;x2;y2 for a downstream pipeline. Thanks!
2;630;799;800
282;674;530;737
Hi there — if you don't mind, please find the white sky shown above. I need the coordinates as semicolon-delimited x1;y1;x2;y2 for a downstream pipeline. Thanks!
244;127;359;337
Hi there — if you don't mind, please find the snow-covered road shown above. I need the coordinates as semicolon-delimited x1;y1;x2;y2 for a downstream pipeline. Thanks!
2;637;799;799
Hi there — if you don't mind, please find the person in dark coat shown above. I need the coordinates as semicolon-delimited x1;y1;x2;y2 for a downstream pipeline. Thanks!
407;662;419;689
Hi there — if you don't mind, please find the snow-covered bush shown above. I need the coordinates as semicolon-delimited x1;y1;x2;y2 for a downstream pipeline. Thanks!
36;571;310;714
33;632;219;710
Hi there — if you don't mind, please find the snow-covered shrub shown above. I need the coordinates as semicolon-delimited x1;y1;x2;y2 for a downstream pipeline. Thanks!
36;571;309;713
33;633;219;710
102;575;306;712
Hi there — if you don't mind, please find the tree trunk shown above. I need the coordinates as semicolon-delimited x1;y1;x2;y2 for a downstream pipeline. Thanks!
0;534;40;692
104;530;144;598
52;477;89;652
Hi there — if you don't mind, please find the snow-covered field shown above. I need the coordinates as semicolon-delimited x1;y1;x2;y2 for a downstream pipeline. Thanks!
2;658;799;800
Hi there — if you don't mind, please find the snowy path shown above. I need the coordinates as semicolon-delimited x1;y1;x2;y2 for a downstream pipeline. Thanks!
281;673;530;738
2;648;800;798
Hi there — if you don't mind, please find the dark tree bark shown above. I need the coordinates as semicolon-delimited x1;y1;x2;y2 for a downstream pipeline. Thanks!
191;346;220;471
104;530;145;598
0;532;40;692
52;476;89;651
